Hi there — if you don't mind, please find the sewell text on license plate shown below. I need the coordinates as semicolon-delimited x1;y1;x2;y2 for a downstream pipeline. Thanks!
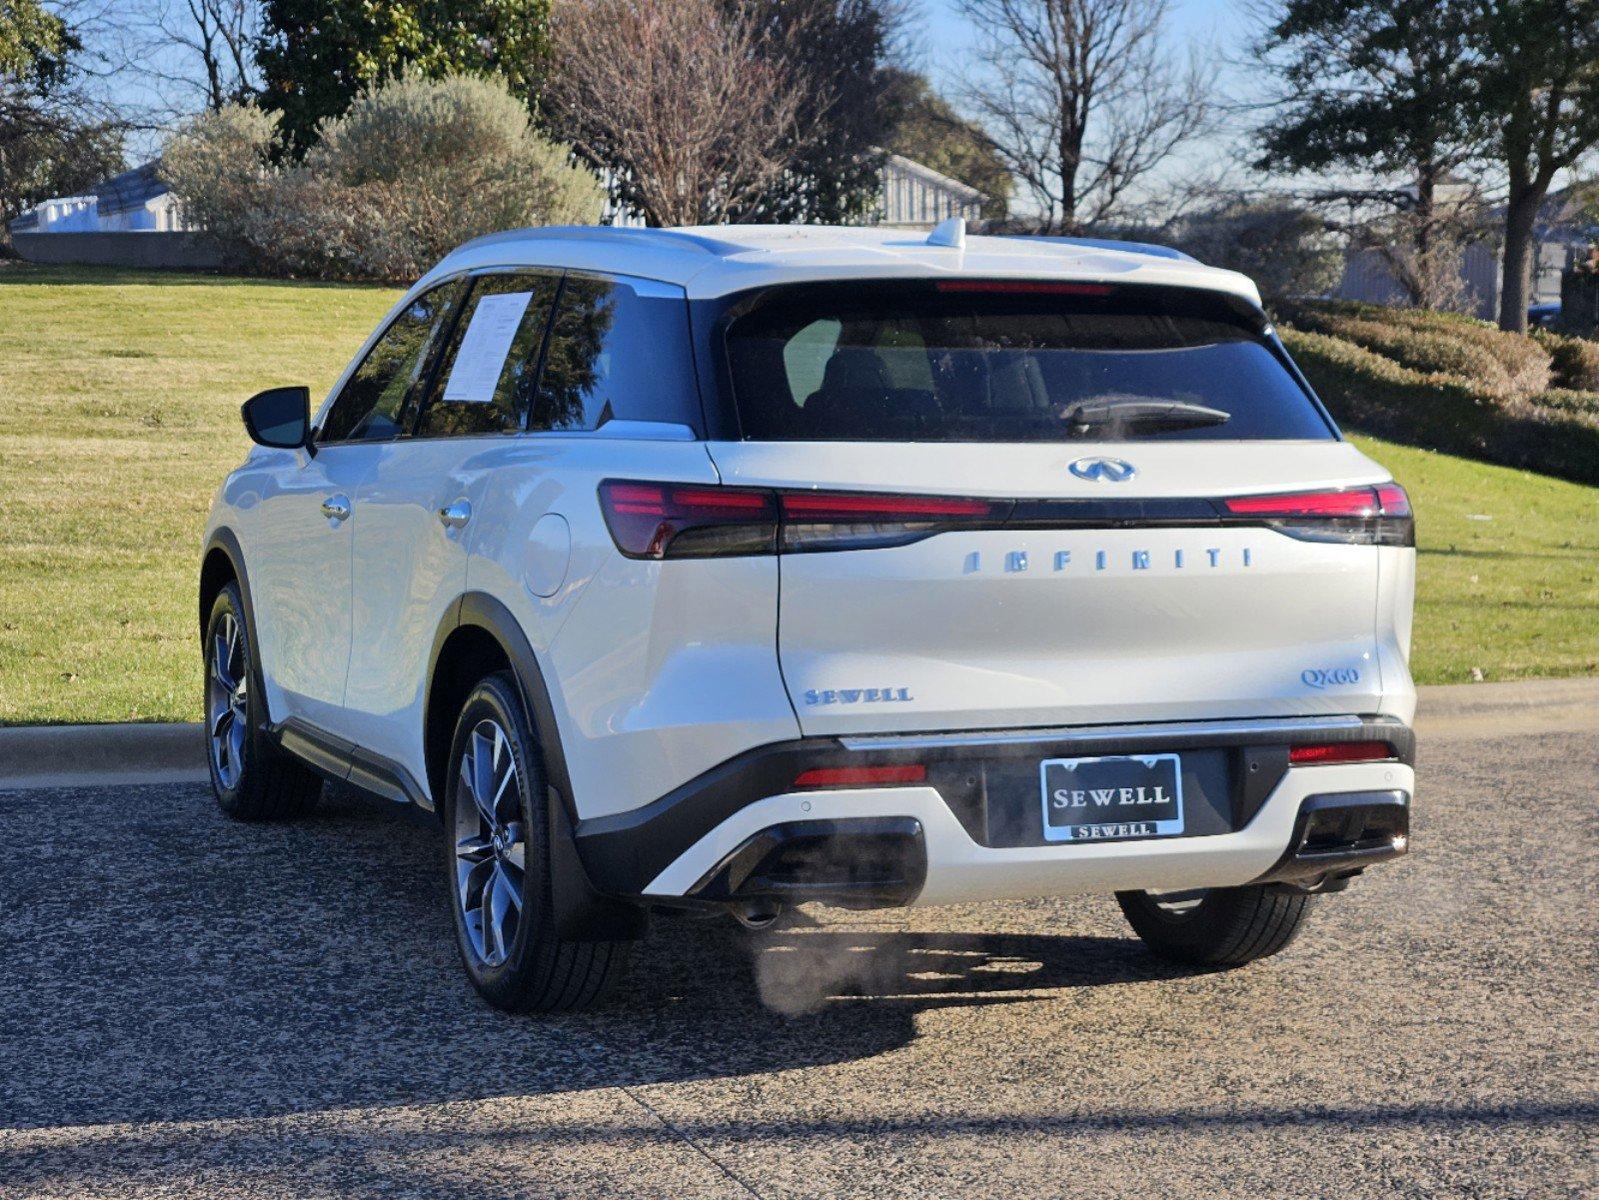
1038;753;1185;843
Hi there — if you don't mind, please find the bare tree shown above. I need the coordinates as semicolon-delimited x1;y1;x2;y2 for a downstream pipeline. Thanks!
956;0;1213;233
544;0;813;227
61;0;257;135
1311;183;1493;312
154;0;257;111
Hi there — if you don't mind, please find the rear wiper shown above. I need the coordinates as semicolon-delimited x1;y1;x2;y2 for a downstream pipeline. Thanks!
1061;398;1231;434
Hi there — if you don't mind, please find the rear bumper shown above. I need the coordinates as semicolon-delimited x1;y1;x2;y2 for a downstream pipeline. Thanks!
1251;789;1409;890
572;715;1414;907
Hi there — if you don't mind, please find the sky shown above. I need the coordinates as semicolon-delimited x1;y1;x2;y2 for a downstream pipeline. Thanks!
921;0;1248;63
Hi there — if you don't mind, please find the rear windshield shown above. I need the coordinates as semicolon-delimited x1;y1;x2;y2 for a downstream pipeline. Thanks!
720;282;1333;442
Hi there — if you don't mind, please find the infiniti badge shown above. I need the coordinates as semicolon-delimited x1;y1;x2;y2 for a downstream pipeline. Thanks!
1069;456;1137;482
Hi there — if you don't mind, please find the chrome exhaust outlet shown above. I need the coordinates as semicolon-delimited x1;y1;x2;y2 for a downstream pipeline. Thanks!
731;898;784;930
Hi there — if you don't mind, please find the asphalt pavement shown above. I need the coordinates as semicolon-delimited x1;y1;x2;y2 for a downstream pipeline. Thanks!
1;704;1594;1198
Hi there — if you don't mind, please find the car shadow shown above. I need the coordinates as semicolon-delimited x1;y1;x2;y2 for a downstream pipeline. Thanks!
0;781;1185;1131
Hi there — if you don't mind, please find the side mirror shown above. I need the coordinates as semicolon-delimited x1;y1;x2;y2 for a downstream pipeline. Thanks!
241;386;312;451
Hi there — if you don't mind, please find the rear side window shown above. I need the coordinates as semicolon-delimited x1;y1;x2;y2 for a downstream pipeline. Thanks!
536;275;700;432
721;282;1333;442
417;271;561;439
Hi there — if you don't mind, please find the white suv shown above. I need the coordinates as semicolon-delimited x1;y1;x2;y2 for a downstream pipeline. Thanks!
201;222;1416;1012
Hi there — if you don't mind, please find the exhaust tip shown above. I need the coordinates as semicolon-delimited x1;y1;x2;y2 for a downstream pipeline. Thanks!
732;899;784;930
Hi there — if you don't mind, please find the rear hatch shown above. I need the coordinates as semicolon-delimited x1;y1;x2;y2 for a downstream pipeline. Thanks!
702;278;1411;736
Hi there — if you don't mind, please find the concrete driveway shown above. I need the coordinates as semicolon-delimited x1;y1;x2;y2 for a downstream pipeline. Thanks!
1;699;1594;1198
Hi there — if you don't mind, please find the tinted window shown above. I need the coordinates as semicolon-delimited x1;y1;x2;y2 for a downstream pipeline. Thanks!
536;275;699;432
319;280;466;443
417;272;561;439
722;283;1332;442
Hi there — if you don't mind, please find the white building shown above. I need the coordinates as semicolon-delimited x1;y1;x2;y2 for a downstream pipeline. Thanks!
1333;182;1593;319
22;194;99;232
8;161;190;237
874;152;986;228
598;152;987;230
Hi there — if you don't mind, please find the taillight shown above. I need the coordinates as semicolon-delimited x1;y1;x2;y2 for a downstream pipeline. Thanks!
1375;482;1411;518
792;765;927;788
1221;483;1413;546
598;480;776;559
599;481;1004;558
597;479;1415;558
780;490;1005;552
1288;741;1396;765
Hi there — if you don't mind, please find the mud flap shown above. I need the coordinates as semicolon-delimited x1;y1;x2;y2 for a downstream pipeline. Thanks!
547;784;649;942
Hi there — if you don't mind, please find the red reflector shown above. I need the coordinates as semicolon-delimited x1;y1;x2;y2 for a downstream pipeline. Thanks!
1223;488;1379;518
1288;741;1394;765
935;279;1115;296
792;765;927;788
780;491;995;519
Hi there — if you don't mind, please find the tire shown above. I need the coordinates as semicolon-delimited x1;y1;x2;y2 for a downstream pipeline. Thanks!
204;582;321;821
1116;884;1312;968
442;671;628;1013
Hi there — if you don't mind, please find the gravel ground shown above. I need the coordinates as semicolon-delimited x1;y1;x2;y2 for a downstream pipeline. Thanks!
1;721;1594;1198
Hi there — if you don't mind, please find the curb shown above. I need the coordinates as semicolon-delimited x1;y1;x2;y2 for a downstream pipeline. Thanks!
1413;676;1599;739
0;722;207;790
2;675;1597;790
1414;675;1599;718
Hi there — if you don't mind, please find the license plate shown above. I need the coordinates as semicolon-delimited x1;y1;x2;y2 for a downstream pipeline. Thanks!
1038;753;1185;843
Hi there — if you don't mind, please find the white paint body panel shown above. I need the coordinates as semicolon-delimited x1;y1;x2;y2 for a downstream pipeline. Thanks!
463;437;800;821
779;526;1382;734
706;439;1406;736
412;224;1263;305
706;439;1387;498
341;438;491;781
245;443;373;737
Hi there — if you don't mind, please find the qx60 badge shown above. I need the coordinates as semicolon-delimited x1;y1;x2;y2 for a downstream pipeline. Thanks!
1068;456;1137;482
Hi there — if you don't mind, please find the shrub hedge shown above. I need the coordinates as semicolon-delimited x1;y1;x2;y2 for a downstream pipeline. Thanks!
1532;386;1599;417
1280;326;1599;487
1277;299;1552;398
162;74;603;282
1532;328;1599;392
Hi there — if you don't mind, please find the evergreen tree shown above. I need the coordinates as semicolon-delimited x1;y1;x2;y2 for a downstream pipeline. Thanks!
1256;0;1484;307
257;0;552;156
1472;0;1599;331
731;0;897;223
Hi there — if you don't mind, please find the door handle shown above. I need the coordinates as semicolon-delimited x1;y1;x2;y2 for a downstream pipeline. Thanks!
321;494;351;522
438;500;472;530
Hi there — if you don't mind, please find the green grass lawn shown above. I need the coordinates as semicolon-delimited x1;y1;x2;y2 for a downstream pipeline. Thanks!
0;263;1595;724
0;264;400;724
1345;435;1598;684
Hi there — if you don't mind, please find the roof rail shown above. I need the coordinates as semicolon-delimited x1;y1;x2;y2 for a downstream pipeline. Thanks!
450;224;743;259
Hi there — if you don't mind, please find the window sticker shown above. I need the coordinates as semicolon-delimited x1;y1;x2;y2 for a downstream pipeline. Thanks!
442;291;534;403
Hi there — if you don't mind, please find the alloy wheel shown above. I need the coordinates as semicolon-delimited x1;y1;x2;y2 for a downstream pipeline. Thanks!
207;612;248;789
452;719;526;968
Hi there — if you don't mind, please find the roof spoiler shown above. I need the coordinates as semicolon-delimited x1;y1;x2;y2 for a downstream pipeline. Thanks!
1017;234;1197;263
